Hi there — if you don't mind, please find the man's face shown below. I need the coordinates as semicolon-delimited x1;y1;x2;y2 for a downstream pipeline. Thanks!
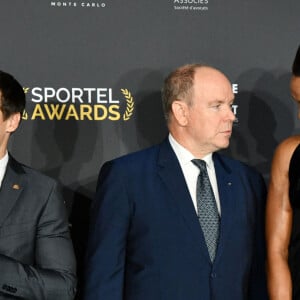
0;97;20;158
290;75;300;119
185;67;235;156
0;109;11;157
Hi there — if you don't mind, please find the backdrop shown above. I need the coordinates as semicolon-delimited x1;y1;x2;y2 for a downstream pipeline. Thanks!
0;0;299;298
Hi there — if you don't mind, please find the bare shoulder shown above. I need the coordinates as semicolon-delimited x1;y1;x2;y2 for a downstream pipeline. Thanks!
275;135;300;159
272;135;300;173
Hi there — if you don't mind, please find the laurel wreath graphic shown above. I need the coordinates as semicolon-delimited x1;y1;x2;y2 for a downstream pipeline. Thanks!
23;87;30;94
22;87;30;120
22;110;28;120
121;88;134;121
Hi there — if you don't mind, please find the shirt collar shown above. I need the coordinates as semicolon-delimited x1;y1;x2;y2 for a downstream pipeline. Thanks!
168;134;214;169
0;151;9;186
0;151;9;169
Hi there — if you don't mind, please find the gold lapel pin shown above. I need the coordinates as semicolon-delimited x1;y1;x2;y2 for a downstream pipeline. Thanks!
12;184;20;190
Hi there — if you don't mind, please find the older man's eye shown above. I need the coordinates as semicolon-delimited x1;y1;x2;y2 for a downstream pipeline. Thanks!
211;102;220;107
212;104;221;110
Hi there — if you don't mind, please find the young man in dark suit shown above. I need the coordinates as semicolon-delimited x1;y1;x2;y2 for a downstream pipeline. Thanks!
0;70;77;299
84;64;268;300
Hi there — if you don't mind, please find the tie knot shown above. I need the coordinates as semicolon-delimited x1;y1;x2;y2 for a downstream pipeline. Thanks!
192;159;207;171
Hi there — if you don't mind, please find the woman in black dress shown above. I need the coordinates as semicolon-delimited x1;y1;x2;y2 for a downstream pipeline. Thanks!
267;45;300;300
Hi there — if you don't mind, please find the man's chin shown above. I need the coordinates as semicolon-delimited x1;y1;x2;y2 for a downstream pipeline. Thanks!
217;140;230;150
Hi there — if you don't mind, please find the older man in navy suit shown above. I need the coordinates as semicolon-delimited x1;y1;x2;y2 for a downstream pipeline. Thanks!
84;64;268;299
0;71;77;299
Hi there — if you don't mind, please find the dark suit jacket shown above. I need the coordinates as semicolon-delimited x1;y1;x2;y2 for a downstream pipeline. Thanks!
0;156;77;299
84;139;268;300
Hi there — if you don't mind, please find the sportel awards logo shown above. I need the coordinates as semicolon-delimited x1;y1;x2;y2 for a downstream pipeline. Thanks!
22;87;134;122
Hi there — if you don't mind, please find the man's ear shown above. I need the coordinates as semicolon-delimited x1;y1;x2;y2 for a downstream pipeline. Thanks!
6;113;21;133
171;100;189;126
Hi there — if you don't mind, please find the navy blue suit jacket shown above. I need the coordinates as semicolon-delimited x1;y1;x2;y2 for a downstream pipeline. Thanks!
84;139;268;300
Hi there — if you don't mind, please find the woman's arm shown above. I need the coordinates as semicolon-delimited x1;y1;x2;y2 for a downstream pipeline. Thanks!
266;137;300;300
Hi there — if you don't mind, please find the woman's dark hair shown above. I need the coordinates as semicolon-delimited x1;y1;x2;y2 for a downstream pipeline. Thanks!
292;46;300;76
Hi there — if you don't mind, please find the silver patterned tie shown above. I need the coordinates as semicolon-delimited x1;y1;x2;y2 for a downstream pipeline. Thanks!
192;159;220;262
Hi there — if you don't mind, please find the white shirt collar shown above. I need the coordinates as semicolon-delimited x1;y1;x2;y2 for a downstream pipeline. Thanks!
168;133;220;214
0;152;9;187
168;133;214;168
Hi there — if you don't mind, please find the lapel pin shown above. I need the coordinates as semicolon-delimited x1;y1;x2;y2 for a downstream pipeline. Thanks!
12;184;20;190
227;182;232;186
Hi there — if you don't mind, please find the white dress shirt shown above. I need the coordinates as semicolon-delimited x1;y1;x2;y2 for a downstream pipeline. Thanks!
168;134;221;215
0;152;8;188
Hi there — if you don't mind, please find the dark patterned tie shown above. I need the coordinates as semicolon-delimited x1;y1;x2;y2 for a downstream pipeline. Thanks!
192;159;220;262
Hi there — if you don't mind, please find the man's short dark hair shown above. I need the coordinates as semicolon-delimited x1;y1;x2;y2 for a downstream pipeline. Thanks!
292;46;300;77
0;70;25;120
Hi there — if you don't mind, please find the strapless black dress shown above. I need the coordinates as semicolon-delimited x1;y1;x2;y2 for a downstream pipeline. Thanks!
289;143;300;299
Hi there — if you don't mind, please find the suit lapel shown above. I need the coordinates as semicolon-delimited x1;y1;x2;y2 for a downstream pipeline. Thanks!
0;156;25;227
157;139;210;260
213;153;238;263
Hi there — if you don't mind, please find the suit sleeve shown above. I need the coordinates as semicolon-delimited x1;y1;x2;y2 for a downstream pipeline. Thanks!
83;161;131;300
248;172;268;299
0;181;77;299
